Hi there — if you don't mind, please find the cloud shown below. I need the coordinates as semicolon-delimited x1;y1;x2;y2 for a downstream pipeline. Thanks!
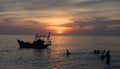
0;0;69;12
73;17;120;35
0;17;44;34
81;25;94;31
0;0;120;35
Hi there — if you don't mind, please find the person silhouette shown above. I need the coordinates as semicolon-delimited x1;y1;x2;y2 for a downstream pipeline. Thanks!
103;50;106;53
66;49;70;56
105;50;111;64
96;50;100;55
100;53;105;61
94;50;97;54
107;50;110;54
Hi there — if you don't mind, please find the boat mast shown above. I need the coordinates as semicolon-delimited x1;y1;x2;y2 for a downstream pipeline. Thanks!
42;24;46;41
47;32;51;45
34;33;39;41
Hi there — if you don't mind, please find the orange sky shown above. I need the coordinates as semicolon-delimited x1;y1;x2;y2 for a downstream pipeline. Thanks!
0;0;120;35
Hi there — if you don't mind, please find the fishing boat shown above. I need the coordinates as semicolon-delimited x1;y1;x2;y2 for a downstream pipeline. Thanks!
17;32;51;49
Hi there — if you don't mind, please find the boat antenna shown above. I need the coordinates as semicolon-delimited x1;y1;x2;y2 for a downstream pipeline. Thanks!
42;24;46;41
48;32;50;38
34;33;39;41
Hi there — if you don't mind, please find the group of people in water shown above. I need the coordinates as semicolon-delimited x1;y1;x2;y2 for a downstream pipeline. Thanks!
93;50;111;64
65;49;111;64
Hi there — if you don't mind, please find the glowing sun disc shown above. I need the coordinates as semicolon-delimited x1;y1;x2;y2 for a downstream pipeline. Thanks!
58;31;62;34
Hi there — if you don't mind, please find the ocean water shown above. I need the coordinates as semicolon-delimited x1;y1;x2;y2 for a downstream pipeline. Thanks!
0;35;120;69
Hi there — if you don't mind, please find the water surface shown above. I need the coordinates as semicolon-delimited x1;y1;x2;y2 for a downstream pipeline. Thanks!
0;35;120;69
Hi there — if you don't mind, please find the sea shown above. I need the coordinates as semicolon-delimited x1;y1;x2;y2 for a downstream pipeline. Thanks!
0;35;120;69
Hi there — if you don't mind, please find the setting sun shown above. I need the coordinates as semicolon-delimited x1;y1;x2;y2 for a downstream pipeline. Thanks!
46;26;79;35
58;31;62;34
57;27;63;34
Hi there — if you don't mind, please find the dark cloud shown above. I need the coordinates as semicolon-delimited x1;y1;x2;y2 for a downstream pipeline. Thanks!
75;17;120;26
75;0;120;7
23;0;69;10
0;0;120;35
73;17;120;35
0;0;69;12
1;18;17;23
0;25;38;35
0;17;44;34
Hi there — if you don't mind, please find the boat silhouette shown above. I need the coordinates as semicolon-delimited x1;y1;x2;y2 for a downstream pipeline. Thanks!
17;32;51;49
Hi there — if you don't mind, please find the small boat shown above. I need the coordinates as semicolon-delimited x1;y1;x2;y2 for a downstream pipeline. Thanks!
17;32;51;49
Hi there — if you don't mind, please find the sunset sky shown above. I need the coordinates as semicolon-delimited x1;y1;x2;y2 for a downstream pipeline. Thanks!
0;0;120;35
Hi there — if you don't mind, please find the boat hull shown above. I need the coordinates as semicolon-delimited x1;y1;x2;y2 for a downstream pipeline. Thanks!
17;39;50;49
